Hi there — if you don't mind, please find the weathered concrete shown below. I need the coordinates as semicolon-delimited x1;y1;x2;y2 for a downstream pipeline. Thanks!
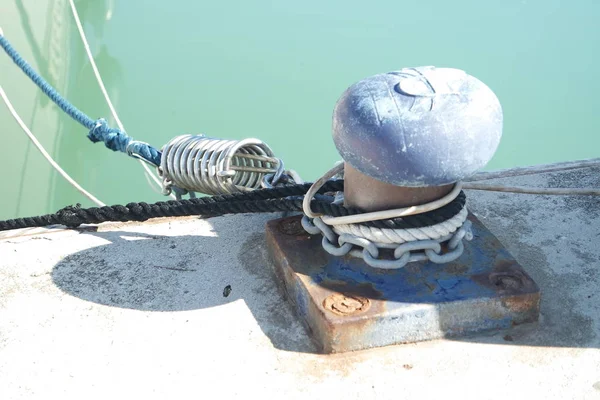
1;168;599;399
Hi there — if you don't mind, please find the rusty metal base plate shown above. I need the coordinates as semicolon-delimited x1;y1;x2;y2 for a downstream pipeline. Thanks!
265;214;540;353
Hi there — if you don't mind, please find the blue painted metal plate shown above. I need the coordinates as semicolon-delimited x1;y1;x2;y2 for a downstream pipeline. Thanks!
266;214;540;353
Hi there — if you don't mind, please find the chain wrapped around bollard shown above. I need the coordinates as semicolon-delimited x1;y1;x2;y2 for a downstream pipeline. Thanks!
301;214;473;270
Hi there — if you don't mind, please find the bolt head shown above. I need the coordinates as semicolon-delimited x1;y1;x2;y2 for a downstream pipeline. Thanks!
323;293;370;316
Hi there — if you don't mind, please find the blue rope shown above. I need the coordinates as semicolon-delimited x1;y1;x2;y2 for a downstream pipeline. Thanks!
0;33;161;166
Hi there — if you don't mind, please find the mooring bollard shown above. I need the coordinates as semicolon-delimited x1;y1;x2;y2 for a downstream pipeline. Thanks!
334;66;502;211
266;66;540;353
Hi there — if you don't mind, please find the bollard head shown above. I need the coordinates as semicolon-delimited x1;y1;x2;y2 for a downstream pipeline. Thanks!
332;66;502;187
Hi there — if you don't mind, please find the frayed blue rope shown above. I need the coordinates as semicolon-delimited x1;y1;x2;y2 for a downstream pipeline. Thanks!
88;119;128;152
87;119;161;165
0;33;161;166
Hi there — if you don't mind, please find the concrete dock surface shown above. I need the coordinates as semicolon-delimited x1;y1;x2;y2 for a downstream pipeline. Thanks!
1;168;599;399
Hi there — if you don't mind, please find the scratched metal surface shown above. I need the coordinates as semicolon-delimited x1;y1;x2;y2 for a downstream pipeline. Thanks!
266;214;540;353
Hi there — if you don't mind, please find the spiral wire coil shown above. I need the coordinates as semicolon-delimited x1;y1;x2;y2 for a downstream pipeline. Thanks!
159;135;282;195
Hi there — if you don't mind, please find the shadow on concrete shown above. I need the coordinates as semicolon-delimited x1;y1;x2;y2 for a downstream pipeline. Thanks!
51;217;319;354
51;213;599;354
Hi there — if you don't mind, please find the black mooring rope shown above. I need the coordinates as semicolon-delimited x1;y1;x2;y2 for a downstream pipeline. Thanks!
0;180;466;232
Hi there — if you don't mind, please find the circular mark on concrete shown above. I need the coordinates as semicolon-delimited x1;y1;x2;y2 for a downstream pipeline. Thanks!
323;294;370;316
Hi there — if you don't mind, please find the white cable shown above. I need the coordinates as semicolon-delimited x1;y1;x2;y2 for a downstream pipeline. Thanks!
67;0;175;199
68;0;122;132
332;206;468;244
322;183;463;225
302;162;345;218
304;163;599;227
302;163;463;225
0;85;105;207
467;158;600;182
462;182;600;196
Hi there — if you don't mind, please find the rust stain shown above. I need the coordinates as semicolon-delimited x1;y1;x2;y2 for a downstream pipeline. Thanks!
502;292;541;314
278;217;310;237
317;280;383;300
325;297;386;353
304;278;386;352
323;294;370;316
280;344;416;381
472;259;538;295
267;217;329;267
297;277;387;353
287;351;375;380
443;262;469;275
267;213;542;355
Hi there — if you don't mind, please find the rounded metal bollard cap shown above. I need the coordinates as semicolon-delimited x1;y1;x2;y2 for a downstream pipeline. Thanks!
332;66;502;187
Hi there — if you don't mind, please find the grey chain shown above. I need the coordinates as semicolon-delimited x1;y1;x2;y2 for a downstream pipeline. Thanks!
301;215;473;270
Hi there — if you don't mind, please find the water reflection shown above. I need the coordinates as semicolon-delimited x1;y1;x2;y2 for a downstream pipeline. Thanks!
54;0;124;209
4;0;600;219
11;0;123;212
13;0;56;217
14;0;50;101
72;0;115;38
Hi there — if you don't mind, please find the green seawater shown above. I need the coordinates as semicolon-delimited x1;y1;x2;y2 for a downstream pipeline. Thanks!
1;0;599;219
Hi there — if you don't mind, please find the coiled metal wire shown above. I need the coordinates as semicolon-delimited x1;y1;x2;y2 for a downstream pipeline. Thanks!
159;135;282;195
